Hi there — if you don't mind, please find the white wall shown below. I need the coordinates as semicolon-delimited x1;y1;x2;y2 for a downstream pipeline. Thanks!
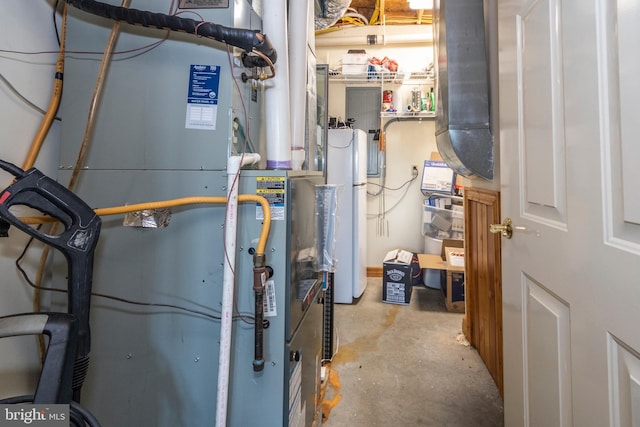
366;120;436;264
316;26;438;266
0;1;61;397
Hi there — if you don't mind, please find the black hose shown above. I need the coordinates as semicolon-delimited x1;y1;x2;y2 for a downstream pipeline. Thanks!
71;400;102;427
63;0;277;66
72;355;90;402
0;395;32;404
70;409;85;427
0;159;25;178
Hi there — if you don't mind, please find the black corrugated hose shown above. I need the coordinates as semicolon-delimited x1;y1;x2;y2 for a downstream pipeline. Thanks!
63;0;277;66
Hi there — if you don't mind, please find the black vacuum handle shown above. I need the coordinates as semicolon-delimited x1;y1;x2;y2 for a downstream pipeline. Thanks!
0;161;101;252
0;313;78;404
0;160;101;399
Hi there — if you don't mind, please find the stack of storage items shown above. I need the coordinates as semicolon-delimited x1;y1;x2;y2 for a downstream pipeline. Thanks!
419;158;463;290
421;194;464;288
422;195;464;241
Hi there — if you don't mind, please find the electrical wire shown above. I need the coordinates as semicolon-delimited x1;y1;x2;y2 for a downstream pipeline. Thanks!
224;45;258;326
367;174;417;192
370;0;381;25
0;39;168;60
6;0;195;62
13;4;269;336
345;8;370;25
16;195;272;327
24;0;131;361
167;0;205;21
12;0;274;359
0;73;60;120
54;0;62;46
367;175;417;217
14;233;255;323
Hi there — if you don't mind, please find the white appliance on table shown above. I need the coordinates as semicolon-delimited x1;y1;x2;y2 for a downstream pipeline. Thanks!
327;128;367;303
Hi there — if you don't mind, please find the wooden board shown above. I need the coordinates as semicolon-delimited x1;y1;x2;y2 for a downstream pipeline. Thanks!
463;187;503;395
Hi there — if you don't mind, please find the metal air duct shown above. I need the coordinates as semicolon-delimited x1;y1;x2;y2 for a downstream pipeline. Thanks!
434;0;493;180
315;0;352;30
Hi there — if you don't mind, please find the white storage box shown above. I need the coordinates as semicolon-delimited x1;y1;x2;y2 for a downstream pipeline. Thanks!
342;53;369;65
342;64;368;75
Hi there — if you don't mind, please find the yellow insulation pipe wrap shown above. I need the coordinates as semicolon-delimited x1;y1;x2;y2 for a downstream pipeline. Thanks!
20;195;272;255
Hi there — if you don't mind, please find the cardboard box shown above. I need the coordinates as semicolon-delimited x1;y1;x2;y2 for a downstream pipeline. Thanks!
417;240;465;312
420;160;456;195
382;249;413;305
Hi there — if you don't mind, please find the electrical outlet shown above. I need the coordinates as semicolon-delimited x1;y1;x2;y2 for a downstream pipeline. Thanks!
411;165;419;177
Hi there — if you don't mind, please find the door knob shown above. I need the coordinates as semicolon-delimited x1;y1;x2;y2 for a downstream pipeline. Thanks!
490;218;513;239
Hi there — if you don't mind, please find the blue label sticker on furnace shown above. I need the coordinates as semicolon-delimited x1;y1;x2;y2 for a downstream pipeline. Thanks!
185;64;220;130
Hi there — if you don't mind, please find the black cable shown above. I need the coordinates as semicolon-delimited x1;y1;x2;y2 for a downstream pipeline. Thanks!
54;0;61;46
367;175;418;216
367;175;417;192
71;400;102;427
0;395;31;404
0;73;62;121
14;234;255;322
0;159;26;177
70;409;85;427
379;181;414;215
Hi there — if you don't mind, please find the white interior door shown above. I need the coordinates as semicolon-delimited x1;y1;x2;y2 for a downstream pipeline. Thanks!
499;0;640;425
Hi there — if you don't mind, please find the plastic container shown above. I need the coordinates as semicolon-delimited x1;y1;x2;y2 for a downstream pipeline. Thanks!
422;204;464;240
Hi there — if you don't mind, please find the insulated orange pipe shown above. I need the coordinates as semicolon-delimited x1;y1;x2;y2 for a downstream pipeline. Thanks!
96;195;271;255
20;195;272;255
22;4;68;171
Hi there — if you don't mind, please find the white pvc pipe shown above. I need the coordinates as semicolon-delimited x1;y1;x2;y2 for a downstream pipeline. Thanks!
315;25;434;47
288;0;310;157
263;0;292;169
216;153;261;427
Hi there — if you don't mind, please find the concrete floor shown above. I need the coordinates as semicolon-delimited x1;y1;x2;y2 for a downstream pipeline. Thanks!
321;278;504;427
